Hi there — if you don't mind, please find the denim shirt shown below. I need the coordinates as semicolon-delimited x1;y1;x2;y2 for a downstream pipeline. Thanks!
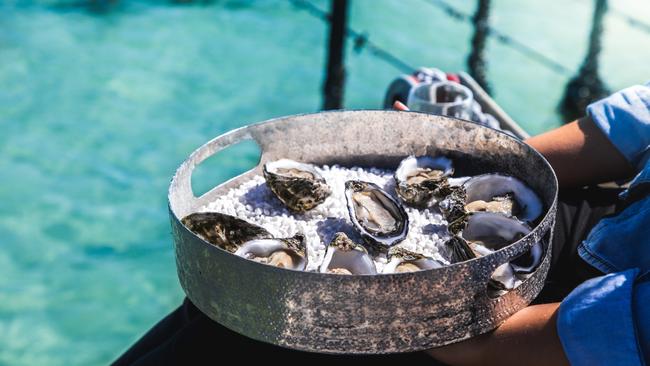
556;83;650;365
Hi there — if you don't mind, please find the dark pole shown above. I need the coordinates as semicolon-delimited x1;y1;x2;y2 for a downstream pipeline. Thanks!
558;0;609;122
322;0;349;110
467;0;491;93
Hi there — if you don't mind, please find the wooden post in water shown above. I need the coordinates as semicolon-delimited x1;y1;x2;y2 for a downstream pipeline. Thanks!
558;0;609;122
468;0;491;93
322;0;349;110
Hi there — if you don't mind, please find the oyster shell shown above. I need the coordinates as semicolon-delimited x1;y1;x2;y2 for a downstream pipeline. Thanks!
471;243;518;291
235;234;307;270
263;159;331;212
463;174;543;223
462;212;531;252
394;155;454;207
319;232;377;275
180;212;271;253
444;235;476;263
437;185;468;234
383;247;443;273
461;212;543;289
344;180;409;252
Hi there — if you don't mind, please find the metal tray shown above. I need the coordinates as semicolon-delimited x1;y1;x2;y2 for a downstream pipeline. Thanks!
167;110;558;354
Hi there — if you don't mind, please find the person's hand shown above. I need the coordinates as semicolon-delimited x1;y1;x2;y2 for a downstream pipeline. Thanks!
393;100;410;111
426;303;568;366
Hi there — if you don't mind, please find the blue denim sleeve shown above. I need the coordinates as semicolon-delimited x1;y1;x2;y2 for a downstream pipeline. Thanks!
587;83;650;170
557;269;646;366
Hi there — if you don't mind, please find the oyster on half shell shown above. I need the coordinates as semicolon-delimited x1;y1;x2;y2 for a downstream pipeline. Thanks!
463;174;543;223
180;212;272;253
394;155;454;207
319;232;377;275
462;212;542;275
344;180;409;252
263;159;331;212
383;247;443;273
235;234;307;270
461;212;543;290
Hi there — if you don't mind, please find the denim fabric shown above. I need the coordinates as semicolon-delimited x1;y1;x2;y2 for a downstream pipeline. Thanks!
557;83;650;365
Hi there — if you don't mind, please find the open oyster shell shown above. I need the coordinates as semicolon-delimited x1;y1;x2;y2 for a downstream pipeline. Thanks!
471;243;518;291
383;247;443;273
319;232;377;275
463;174;543;223
263;159;331;212
344;180;409;252
235;234;307;270
460;212;543;290
394;155;454;207
180;212;272;253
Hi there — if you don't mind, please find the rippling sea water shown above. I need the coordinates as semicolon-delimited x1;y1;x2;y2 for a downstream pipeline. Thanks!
0;0;648;364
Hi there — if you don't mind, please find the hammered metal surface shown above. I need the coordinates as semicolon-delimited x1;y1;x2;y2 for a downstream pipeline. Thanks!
168;110;558;354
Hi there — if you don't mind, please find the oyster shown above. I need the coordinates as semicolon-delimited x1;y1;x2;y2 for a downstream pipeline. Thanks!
437;185;468;234
344;180;409;252
319;232;377;275
180;212;271;253
383;247;443;273
462;212;531;253
394;155;454;207
471;243;518;291
444;235;476;263
235;234;307;270
263;159;331;212
461;212;543;289
463;174;543;223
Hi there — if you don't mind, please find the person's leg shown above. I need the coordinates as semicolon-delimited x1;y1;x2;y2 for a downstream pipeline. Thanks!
534;186;624;303
112;298;199;366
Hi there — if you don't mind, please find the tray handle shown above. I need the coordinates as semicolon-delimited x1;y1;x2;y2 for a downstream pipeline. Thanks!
169;126;259;219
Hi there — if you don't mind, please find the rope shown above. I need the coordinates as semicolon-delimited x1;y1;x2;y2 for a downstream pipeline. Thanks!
289;0;415;73
421;0;573;75
611;7;650;34
292;0;576;76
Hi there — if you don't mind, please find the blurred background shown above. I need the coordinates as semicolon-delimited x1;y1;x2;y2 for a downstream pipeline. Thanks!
0;0;648;364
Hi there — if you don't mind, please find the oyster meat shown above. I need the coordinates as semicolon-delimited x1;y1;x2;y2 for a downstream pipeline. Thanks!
344;180;409;252
463;174;543;223
383;247;443;273
319;232;377;275
235;234;307;270
263;159;331;212
394;155;454;207
180;212;272;253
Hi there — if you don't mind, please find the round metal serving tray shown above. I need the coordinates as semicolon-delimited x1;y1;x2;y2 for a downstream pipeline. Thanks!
168;110;558;354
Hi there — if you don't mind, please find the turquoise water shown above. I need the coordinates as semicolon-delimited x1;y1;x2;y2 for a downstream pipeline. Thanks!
1;1;649;365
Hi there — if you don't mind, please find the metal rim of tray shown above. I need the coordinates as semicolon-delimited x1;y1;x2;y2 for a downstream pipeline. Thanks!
168;110;558;354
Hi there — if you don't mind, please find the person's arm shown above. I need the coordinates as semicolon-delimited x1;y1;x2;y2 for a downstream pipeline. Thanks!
394;100;636;188
525;116;635;188
426;303;569;366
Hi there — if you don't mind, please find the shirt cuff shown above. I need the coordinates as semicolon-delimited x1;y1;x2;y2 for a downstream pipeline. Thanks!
557;269;644;366
587;84;650;170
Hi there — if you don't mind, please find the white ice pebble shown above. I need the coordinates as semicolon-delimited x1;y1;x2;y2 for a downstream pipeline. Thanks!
201;165;452;271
